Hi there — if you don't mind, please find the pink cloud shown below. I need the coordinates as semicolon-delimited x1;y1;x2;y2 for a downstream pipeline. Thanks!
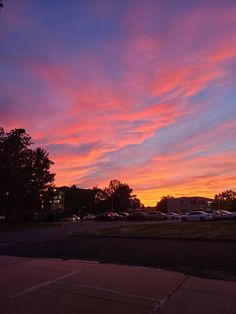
1;1;236;205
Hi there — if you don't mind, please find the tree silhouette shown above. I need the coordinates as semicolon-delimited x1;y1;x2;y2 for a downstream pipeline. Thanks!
156;195;174;213
0;128;55;220
91;180;139;212
214;190;236;211
105;179;133;211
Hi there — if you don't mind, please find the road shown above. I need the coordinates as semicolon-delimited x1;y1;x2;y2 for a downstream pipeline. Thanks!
0;221;236;281
0;220;174;243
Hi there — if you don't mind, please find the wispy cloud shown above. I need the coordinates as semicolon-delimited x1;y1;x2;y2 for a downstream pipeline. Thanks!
1;0;236;204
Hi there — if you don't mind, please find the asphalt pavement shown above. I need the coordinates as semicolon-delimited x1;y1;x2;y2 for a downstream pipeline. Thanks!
0;221;236;282
0;220;173;243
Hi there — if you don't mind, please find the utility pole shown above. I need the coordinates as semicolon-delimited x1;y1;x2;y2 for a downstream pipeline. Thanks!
111;196;114;212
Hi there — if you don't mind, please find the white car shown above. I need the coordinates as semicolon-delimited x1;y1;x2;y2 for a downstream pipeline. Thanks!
167;212;180;220
219;210;233;219
181;211;213;222
205;209;222;220
231;211;236;219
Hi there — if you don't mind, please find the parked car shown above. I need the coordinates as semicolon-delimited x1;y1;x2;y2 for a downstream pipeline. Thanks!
167;212;180;220
205;209;222;220
146;211;167;221
94;212;114;222
181;211;213;222
84;214;95;221
179;212;189;220
126;211;147;221
219;210;233;220
118;212;130;219
231;211;236;219
110;212;124;221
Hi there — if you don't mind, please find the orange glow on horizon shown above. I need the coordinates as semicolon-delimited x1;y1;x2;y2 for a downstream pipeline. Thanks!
1;1;236;207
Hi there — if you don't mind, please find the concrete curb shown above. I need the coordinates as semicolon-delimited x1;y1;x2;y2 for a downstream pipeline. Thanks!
69;232;236;242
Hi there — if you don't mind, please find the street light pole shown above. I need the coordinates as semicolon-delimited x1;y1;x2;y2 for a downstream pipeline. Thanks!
111;196;114;211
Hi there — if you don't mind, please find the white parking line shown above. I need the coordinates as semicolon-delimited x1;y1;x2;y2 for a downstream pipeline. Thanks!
11;271;82;298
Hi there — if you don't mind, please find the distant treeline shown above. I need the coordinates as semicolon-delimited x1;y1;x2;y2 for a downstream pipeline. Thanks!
0;128;141;221
46;180;142;217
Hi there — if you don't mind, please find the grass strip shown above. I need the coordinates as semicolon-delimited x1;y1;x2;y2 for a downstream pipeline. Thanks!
73;221;236;240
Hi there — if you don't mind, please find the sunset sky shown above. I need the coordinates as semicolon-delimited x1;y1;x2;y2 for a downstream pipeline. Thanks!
1;0;236;205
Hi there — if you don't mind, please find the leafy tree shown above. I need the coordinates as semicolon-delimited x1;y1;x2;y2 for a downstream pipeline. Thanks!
94;187;110;212
45;180;141;216
156;195;174;213
0;128;55;220
130;194;142;209
106;179;133;211
214;190;236;211
93;180;139;212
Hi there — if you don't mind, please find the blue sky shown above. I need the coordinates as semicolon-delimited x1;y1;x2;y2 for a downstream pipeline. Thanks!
1;0;236;205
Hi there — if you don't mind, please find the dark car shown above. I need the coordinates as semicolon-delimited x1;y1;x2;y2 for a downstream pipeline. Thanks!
110;212;124;221
126;211;147;221
94;212;114;222
118;212;130;220
146;211;167;221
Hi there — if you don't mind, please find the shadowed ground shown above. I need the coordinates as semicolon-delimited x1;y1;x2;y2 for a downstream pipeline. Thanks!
1;235;236;281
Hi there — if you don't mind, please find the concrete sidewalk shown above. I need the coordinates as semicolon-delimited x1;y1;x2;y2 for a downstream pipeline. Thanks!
0;256;235;314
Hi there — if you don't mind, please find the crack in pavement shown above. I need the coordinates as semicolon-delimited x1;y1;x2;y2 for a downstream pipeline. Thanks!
151;275;190;313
